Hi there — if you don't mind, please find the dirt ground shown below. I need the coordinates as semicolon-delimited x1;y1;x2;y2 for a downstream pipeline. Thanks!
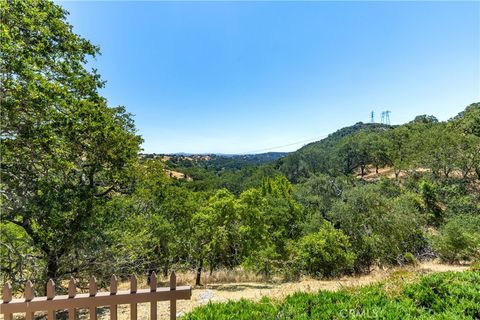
104;261;470;319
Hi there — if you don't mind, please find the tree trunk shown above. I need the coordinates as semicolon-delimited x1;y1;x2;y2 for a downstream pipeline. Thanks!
395;170;400;180
46;254;59;281
473;165;480;179
263;261;270;279
162;263;169;277
147;262;158;284
45;254;59;295
444;168;451;179
195;259;203;286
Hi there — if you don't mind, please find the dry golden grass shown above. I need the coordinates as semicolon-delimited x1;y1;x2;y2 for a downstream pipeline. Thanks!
163;169;192;181
382;268;419;298
359;166;433;181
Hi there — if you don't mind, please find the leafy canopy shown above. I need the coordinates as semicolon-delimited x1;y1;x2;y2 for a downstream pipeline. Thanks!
1;0;142;284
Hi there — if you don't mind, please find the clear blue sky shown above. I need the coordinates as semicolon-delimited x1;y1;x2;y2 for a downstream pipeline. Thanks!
59;1;479;154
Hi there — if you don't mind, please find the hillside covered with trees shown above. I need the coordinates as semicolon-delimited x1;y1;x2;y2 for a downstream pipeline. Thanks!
1;0;479;305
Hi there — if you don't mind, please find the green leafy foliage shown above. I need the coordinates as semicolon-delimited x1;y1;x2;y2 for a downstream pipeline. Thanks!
450;103;480;137
432;215;480;263
1;0;142;287
278;122;390;181
288;221;355;278
328;184;427;272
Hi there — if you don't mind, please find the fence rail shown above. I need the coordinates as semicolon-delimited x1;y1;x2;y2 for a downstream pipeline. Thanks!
0;272;191;320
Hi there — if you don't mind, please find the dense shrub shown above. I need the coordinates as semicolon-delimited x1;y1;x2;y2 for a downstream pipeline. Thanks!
432;215;480;263
419;180;443;224
328;185;427;272
288;221;355;278
436;183;480;218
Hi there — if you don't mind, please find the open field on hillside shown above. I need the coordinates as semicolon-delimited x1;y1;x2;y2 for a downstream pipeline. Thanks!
164;169;192;181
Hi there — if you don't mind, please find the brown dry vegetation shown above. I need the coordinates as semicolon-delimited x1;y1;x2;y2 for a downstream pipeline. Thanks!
164;169;192;181
358;166;431;181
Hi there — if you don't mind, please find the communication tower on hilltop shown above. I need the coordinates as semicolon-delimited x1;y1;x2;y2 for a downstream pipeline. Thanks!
370;111;375;123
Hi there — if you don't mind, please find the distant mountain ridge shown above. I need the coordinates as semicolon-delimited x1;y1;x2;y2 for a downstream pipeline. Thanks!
141;151;288;160
140;152;289;170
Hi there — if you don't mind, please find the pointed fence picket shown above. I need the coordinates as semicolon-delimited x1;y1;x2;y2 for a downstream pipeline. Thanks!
130;275;138;320
0;272;190;320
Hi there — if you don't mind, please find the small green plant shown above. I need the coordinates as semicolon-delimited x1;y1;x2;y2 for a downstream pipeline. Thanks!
470;261;480;272
403;252;419;266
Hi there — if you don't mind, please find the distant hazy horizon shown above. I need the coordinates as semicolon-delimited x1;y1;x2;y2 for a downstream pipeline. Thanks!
60;1;479;154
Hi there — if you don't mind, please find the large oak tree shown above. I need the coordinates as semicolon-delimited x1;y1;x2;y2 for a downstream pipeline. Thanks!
1;0;142;284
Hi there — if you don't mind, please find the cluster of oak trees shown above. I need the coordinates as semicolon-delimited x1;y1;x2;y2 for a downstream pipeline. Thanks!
1;0;479;293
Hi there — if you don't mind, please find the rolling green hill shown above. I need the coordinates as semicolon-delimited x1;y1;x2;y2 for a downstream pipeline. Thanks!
277;103;480;182
277;122;391;182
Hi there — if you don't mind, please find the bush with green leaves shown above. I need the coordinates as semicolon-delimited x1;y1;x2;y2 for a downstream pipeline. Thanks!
436;182;480;218
432;215;480;263
328;184;428;272
288;221;355;278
